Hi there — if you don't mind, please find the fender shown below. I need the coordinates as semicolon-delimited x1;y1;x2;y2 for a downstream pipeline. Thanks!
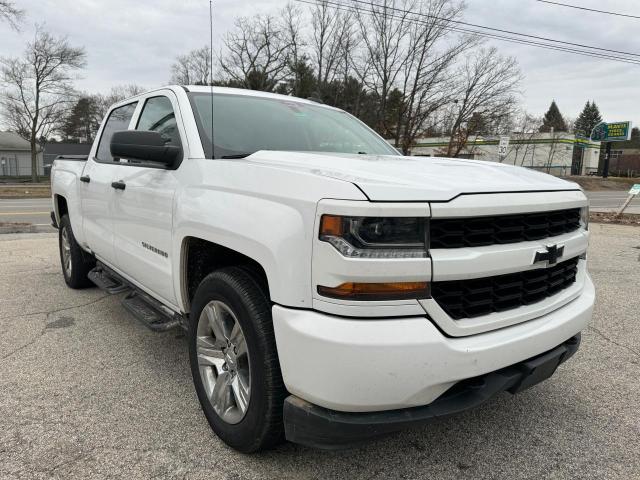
174;188;315;311
51;159;87;245
171;159;366;312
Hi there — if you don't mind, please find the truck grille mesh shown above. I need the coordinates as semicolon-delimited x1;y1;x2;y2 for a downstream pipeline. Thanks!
431;257;580;320
430;208;581;249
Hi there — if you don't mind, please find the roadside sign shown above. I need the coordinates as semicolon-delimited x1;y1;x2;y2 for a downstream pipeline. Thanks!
616;184;640;216
498;136;510;158
590;121;632;142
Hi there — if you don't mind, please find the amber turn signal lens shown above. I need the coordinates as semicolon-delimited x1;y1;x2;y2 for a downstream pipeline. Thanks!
319;215;344;236
317;282;430;301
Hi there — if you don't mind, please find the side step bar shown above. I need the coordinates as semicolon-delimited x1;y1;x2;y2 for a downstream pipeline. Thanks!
121;291;183;332
88;266;130;294
88;264;185;332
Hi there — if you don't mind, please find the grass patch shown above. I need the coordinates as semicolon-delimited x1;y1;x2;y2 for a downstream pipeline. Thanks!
563;176;638;191
591;211;640;226
0;184;51;198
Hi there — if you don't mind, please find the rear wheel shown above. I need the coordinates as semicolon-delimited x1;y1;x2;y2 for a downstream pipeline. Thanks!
58;214;95;289
188;267;286;452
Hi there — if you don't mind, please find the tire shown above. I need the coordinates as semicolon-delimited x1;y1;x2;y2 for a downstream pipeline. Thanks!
58;214;95;289
188;267;286;453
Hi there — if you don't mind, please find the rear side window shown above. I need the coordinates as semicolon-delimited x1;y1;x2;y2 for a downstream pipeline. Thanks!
136;96;182;148
95;102;137;162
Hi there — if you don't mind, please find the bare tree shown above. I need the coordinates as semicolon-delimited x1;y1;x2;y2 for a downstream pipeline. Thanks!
543;127;561;174
445;47;521;157
170;46;212;85
281;2;306;96
311;1;353;97
354;0;417;135
395;0;472;154
0;0;24;30
0;28;86;181
219;13;291;91
91;84;145;125
506;111;540;166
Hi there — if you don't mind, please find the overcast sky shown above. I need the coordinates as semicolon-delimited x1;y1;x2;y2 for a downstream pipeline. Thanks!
1;0;638;127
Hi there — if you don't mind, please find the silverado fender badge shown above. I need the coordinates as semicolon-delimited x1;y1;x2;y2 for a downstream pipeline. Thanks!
534;244;564;265
142;242;169;258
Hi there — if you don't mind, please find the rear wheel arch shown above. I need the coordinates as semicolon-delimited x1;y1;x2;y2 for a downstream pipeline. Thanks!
54;194;68;224
181;236;271;313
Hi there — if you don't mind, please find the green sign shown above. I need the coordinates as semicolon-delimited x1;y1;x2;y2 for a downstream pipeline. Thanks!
590;121;632;142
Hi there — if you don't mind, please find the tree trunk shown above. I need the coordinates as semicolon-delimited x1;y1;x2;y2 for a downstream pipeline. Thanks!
30;136;38;183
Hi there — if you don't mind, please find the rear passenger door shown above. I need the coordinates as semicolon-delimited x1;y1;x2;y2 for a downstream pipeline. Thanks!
81;101;137;265
111;92;184;307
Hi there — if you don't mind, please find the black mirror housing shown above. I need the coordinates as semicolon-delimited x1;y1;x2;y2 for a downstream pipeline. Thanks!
110;130;181;166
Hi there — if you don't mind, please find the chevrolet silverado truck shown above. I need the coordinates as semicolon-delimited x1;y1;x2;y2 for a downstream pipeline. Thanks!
50;86;594;452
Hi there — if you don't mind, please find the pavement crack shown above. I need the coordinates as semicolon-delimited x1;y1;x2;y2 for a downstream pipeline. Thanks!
587;325;640;360
0;327;47;361
0;295;111;362
44;449;95;475
0;294;111;322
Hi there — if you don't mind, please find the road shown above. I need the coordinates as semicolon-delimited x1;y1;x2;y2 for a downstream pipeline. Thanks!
0;198;52;225
586;190;640;213
0;192;638;227
0;225;639;479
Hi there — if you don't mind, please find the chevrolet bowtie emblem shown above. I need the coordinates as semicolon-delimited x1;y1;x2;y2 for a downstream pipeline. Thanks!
534;244;564;265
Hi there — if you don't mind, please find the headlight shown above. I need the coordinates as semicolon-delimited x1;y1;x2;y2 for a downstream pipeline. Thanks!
580;205;589;230
319;215;427;258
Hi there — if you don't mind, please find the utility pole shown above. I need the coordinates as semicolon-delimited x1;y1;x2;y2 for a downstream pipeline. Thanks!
602;142;612;178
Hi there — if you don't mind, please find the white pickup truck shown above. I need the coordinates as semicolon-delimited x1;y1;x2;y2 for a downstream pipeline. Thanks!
50;86;594;452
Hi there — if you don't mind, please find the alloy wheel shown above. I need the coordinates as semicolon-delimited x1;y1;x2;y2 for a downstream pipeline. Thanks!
196;300;251;424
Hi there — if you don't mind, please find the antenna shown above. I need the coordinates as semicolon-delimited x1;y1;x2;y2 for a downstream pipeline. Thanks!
209;0;216;158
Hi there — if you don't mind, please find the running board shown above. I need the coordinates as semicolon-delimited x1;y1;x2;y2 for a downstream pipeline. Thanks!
88;266;130;294
121;291;183;332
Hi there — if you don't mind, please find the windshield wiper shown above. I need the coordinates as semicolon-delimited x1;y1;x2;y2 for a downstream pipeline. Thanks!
221;153;253;159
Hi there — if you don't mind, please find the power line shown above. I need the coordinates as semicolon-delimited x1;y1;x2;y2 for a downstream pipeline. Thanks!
295;0;640;65
345;0;640;58
536;0;640;20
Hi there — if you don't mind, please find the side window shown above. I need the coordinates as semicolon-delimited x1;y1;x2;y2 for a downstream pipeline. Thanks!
95;102;138;162
136;96;182;148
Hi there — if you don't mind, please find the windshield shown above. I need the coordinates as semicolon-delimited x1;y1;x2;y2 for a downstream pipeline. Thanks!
188;92;398;159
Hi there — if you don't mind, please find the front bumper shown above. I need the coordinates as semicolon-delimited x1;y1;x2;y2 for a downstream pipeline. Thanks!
284;334;580;449
272;274;594;413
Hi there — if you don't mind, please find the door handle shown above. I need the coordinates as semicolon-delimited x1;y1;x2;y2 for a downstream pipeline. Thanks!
111;181;126;191
80;176;91;183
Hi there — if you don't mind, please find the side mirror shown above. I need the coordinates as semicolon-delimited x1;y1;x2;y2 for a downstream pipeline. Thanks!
110;130;180;166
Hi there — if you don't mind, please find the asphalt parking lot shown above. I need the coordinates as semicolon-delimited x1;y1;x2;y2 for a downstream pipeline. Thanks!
1;225;639;479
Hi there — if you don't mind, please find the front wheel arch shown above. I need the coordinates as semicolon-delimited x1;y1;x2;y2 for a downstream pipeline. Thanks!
180;236;271;314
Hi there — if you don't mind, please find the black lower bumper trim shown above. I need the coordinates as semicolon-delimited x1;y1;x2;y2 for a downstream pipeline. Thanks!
50;211;58;229
283;334;581;449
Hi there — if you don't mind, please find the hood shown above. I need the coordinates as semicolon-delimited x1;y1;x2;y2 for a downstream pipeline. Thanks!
245;151;579;201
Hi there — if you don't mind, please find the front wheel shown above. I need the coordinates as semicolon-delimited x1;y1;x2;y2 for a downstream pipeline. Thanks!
58;214;95;289
188;267;286;453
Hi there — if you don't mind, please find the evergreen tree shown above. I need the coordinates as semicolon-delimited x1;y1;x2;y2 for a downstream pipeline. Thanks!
60;96;101;143
468;112;489;135
539;100;567;133
574;101;603;137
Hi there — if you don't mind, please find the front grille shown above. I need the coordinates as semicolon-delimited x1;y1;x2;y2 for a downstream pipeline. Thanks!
431;257;580;320
430;208;581;249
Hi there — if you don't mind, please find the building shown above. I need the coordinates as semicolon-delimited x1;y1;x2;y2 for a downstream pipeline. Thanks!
411;132;601;176
0;132;44;177
602;147;640;177
43;142;92;175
